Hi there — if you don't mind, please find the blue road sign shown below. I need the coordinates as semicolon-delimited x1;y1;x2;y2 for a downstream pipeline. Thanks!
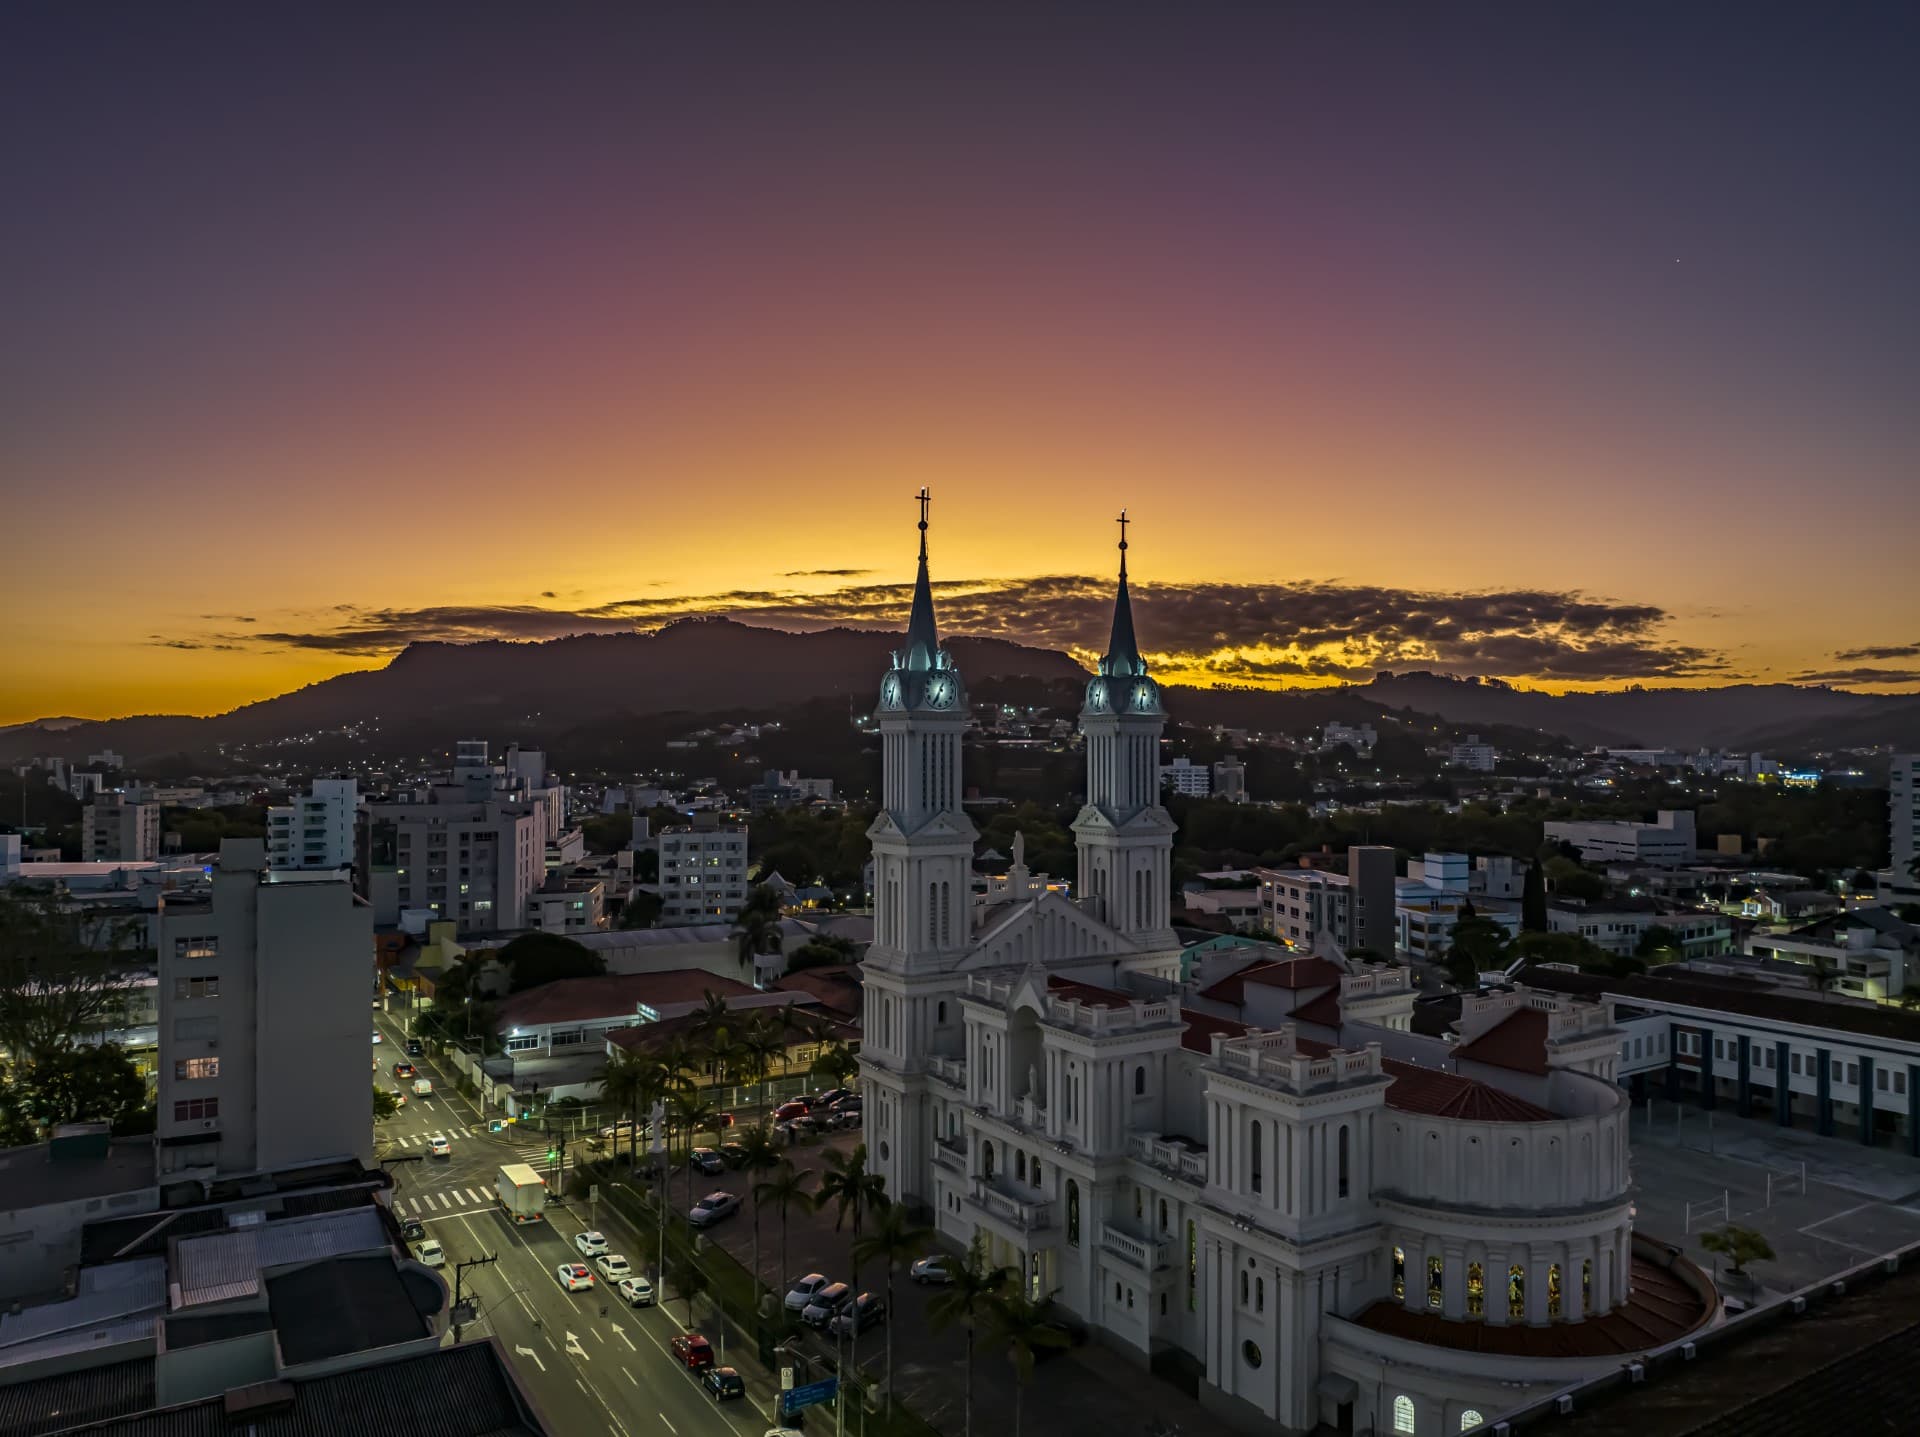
781;1378;839;1415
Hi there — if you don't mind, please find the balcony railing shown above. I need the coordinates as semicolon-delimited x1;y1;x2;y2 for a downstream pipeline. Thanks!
933;1139;966;1174
928;1056;968;1091
1016;1095;1047;1128
968;1180;1054;1232
1100;1224;1169;1271
1131;1134;1209;1183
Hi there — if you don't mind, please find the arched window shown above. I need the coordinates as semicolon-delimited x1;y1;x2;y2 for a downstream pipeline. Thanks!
1508;1264;1525;1320
1158;1198;1168;1234
1583;1258;1593;1311
1134;1187;1144;1220
983;1144;996;1181
1031;1157;1043;1186
1548;1263;1563;1319
1393;1394;1416;1433
937;1001;946;1025
1460;1412;1484;1432
1338;1124;1350;1198
928;882;938;945
1427;1255;1444;1309
940;881;951;945
1016;1151;1026;1182
1135;1065;1146;1096
1066;1180;1080;1246
1466;1262;1485;1318
1249;1120;1263;1194
1239;1270;1249;1306
1255;1276;1264;1313
1392;1246;1405;1300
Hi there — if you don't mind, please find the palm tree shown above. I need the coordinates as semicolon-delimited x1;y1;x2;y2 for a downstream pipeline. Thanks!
669;1090;716;1212
689;990;736;1069
811;1037;860;1092
599;1048;645;1164
814;1143;890;1365
738;1015;785;1117
850;1200;931;1415
928;1239;1016;1437
982;1287;1070;1437
757;1160;815;1300
733;884;785;973
733;1124;784;1293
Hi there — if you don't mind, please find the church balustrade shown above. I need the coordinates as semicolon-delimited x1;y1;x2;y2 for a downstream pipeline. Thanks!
969;1177;1055;1231
1099;1222;1170;1271
928;1056;968;1091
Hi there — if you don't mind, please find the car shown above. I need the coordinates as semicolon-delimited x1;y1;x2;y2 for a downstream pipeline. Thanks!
427;1134;450;1158
909;1255;953;1285
670;1333;715;1370
801;1281;852;1328
596;1253;632;1281
601;1118;647;1140
411;1077;433;1096
765;1428;806;1437
784;1273;833;1311
688;1192;740;1227
574;1230;610;1257
827;1292;885;1337
774;1100;810;1122
555;1262;595;1292
719;1141;748;1167
814;1088;851;1107
714;1111;736;1128
689;1146;724;1175
405;1039;424;1056
702;1366;747;1402
832;1106;863;1129
401;1219;426;1242
416;1239;445;1268
390;1088;408;1108
617;1274;655;1307
371;1031;382;1044
392;1061;417;1079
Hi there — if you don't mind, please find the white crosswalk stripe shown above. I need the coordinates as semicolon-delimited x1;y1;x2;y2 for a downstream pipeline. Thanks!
468;1188;489;1204
452;1189;468;1206
408;1197;422;1214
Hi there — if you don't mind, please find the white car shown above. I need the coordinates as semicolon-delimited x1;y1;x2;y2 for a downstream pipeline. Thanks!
618;1274;655;1307
372;1032;383;1044
428;1135;450;1158
784;1273;832;1311
555;1262;595;1292
909;1255;953;1285
688;1192;740;1227
416;1239;445;1268
573;1230;610;1257
596;1253;632;1282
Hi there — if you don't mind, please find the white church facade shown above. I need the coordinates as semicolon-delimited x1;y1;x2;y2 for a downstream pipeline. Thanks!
859;498;1717;1435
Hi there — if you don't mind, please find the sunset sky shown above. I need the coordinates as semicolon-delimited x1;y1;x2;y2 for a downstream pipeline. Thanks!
3;3;1917;725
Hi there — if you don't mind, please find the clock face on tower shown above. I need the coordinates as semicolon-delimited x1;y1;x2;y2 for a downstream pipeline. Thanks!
1131;680;1159;713
881;675;902;708
924;674;956;709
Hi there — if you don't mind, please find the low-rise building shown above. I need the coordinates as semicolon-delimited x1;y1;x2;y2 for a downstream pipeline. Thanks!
1449;734;1498;771
1548;899;1733;959
1745;909;1917;1002
1545;810;1697;867
525;872;607;933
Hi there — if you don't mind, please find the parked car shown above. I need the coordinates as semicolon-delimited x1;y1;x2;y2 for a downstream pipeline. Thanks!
909;1255;953;1285
784;1273;833;1311
813;1088;851;1108
392;1061;417;1080
718;1141;748;1167
602;1118;647;1140
415;1239;445;1268
405;1039;424;1057
555;1262;595;1292
773;1101;810;1122
618;1275;655;1307
827;1292;885;1338
800;1281;852;1328
574;1230;610;1257
690;1146;724;1175
703;1366;747;1402
371;1031;382;1044
401;1219;426;1242
775;1116;818;1141
832;1105;863;1129
596;1253;632;1282
670;1333;715;1370
688;1192;740;1227
428;1134;450;1158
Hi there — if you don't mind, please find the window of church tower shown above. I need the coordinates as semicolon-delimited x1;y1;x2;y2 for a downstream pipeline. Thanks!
1392;1247;1405;1300
1159;1199;1168;1234
1548;1263;1563;1319
1582;1258;1593;1311
1508;1265;1525;1320
1427;1256;1443;1309
1460;1411;1484;1431
1134;1187;1143;1220
937;1002;946;1024
1255;1276;1264;1313
1135;1065;1146;1096
1016;1152;1026;1182
1066;1181;1080;1246
1393;1394;1416;1433
1466;1262;1485;1317
1249;1121;1263;1193
1338;1125;1350;1198
1187;1221;1197;1311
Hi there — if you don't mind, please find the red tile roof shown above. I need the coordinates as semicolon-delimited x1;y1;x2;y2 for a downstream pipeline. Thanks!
1196;960;1285;1004
494;970;756;1030
1377;1059;1555;1122
773;967;864;1018
1453;1008;1550;1076
1350;1250;1712;1357
1047;976;1135;1009
1247;956;1348;991
1292;990;1344;1029
1179;1011;1250;1053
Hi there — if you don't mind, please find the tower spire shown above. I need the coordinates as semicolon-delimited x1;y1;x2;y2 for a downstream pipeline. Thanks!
904;487;939;670
1102;508;1145;678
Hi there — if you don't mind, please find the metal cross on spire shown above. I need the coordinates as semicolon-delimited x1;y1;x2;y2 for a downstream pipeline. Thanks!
917;487;931;551
1117;508;1129;578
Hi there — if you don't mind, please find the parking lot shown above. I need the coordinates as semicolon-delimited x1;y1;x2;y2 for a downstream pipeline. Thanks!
1627;1101;1920;1294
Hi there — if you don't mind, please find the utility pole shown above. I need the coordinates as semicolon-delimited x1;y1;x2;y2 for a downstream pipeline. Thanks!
450;1252;498;1342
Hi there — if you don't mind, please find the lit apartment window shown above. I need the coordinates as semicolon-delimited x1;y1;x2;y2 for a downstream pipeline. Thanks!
175;1057;220;1080
174;937;218;960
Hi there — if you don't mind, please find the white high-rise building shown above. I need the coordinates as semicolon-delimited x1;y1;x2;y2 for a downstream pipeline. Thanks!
155;840;373;1180
82;793;161;862
1891;754;1919;900
267;777;358;870
658;819;750;922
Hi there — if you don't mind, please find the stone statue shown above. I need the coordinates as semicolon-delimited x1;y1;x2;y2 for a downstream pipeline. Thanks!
1012;830;1026;872
1026;1062;1038;1101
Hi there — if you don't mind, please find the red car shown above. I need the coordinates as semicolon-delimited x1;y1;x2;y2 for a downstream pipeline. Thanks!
774;1101;809;1122
670;1333;715;1370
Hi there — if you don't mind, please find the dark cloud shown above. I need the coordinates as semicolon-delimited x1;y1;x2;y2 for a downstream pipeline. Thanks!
179;574;1723;685
784;568;875;578
540;590;557;599
1832;641;1920;662
1788;666;1920;686
197;614;256;623
150;638;243;652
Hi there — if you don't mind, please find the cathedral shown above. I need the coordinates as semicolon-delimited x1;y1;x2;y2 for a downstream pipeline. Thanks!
858;497;1716;1436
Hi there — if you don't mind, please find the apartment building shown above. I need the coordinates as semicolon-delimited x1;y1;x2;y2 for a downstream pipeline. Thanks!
266;776;357;870
1891;753;1919;900
1161;756;1212;797
1449;734;1498;771
82;793;161;862
1548;899;1733;959
525;873;607;934
359;800;545;936
154;840;373;1180
658;819;749;923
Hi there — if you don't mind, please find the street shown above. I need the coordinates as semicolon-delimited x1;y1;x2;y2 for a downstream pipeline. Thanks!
371;1006;790;1437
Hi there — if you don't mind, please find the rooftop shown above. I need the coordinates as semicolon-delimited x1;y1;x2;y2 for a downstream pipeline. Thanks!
1453;1008;1551;1075
493;969;757;1029
1373;1057;1556;1122
172;1207;390;1308
265;1254;440;1365
81;1167;387;1266
0;1135;155;1210
1522;966;1920;1046
1046;975;1137;1009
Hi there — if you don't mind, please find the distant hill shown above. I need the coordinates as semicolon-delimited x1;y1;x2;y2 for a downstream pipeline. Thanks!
4;625;1914;765
1352;672;1918;751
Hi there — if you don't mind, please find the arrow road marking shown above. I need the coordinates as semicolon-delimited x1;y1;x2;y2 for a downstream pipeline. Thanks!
611;1322;636;1351
564;1329;590;1361
514;1344;546;1373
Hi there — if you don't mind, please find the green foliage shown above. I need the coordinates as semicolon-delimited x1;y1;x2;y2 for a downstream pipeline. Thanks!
493;933;606;993
1636;924;1683;960
1441;914;1512;988
163;803;266;854
6;1042;151;1135
0;886;147;1067
579;814;634;854
750;807;877;890
373;1085;400;1119
1698;785;1888;880
810;1039;860;1089
1507;929;1645;978
785;936;857;973
617;890;662;929
1699;1224;1775;1275
1543;855;1605;901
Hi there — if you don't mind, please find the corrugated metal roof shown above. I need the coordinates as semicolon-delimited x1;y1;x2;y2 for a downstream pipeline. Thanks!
0;1356;155;1437
0;1258;165;1349
173;1209;387;1308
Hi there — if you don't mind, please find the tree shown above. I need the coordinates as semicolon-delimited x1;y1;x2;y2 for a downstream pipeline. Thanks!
493;933;605;993
755;1160;814;1295
1699;1223;1775;1277
811;1038;860;1090
814;1143;889;1364
1521;861;1548;931
668;1246;709;1324
1446;914;1511;983
981;1286;1070;1437
617;891;662;930
737;1014;786;1117
668;1090;716;1213
11;1042;150;1133
373;1086;400;1120
1636;924;1683;962
927;1238;1016;1437
734;1124;783;1294
0;887;145;1069
689;990;740;1077
1543;854;1605;902
1507;930;1615;973
732;884;784;972
850;1199;931;1415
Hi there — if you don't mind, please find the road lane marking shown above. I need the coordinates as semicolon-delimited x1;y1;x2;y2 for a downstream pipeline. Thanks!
611;1323;635;1350
658;1415;677;1435
468;1187;488;1203
622;1366;636;1385
514;1343;546;1372
408;1197;422;1214
565;1329;590;1361
453;1189;469;1206
591;1326;605;1343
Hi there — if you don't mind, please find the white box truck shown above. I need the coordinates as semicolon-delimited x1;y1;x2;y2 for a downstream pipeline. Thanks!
497;1162;547;1223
